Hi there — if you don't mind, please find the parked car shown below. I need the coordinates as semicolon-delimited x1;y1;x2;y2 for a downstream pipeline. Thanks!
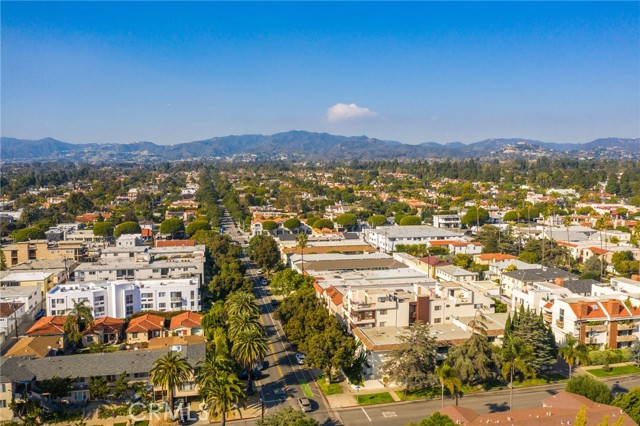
298;397;312;412
295;352;305;365
34;309;46;320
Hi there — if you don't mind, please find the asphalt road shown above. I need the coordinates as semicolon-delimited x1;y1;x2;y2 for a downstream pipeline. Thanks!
220;207;340;425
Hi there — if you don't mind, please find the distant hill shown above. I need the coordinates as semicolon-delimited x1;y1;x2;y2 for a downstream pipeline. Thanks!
1;131;639;162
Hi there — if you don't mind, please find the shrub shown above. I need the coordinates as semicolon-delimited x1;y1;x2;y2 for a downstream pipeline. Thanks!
565;375;612;404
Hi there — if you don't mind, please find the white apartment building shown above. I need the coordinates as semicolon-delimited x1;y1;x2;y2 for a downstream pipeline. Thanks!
0;302;26;339
0;285;43;318
511;281;576;314
435;265;479;283
47;278;200;319
363;225;466;253
432;214;461;229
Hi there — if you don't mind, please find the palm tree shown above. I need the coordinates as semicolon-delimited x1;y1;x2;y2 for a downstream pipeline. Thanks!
502;336;535;411
225;291;259;319
563;215;573;269
197;352;234;389
150;351;193;410
64;299;94;345
296;232;308;275
231;328;268;394
199;369;246;426
228;310;261;341
559;335;590;379
435;364;462;407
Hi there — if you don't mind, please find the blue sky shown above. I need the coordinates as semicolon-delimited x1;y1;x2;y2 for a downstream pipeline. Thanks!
2;1;638;145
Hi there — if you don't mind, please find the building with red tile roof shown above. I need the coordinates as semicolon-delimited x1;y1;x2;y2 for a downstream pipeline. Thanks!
439;391;635;425
155;239;195;248
126;313;165;343
26;316;67;336
82;316;124;346
169;311;203;336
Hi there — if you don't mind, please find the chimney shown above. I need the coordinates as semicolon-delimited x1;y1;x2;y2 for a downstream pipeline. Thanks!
555;278;565;287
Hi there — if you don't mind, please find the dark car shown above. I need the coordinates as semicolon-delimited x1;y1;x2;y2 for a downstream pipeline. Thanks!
34;309;46;320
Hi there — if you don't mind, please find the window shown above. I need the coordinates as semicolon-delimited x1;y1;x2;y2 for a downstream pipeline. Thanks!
0;400;6;408
434;305;441;311
131;332;138;339
559;309;565;323
379;310;387;315
141;293;153;299
95;295;104;302
434;318;442;324
158;292;166;297
379;322;386;327
159;303;166;308
142;303;153;309
125;294;134;305
125;306;134;316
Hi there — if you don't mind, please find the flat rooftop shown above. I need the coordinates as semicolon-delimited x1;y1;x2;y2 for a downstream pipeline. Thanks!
368;225;464;239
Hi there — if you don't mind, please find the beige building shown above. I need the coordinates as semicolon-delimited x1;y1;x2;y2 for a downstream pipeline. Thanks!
0;272;55;294
1;240;85;268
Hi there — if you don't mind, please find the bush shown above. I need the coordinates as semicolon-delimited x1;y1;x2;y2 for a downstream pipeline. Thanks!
283;217;301;230
612;387;640;424
262;220;278;231
565;375;612;404
93;221;114;237
186;220;211;235
114;221;141;238
12;226;45;242
399;216;422;226
313;219;334;230
588;348;631;366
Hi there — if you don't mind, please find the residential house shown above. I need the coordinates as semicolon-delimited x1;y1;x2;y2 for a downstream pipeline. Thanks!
126;313;165;343
435;265;479;283
0;285;43;320
501;267;578;298
82;316;124;346
169;311;203;336
5;335;64;358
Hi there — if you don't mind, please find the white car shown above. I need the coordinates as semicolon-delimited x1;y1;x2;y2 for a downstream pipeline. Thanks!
298;397;312;412
295;352;305;365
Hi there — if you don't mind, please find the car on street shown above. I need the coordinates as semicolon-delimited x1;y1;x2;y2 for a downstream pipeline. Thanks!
270;299;278;307
298;397;312;412
295;352;305;365
34;309;46;320
261;278;268;286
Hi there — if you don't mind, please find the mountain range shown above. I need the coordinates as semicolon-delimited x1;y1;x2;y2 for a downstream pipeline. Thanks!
1;131;639;162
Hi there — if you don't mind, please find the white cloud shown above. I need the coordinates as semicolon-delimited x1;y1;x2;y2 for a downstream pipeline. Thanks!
326;103;377;122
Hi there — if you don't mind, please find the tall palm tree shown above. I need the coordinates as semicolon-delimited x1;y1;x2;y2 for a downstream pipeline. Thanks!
228;310;262;341
296;232;308;276
150;351;193;410
199;369;246;426
502;336;535;411
435;364;462;407
225;291;260;319
64;299;94;345
559;335;590;379
197;352;234;389
231;328;268;394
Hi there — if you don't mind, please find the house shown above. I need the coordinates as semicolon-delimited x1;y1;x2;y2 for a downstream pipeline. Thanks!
439;391;635;425
5;335;64;358
435;265;479;283
126;313;165;343
417;256;451;279
501;267;578;298
0;302;26;339
169;311;203;336
148;334;205;350
0;285;43;320
25;315;67;337
428;240;482;256
82;316;124;346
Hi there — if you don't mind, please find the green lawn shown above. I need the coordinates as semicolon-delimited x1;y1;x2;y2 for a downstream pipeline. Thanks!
513;373;566;388
357;392;395;405
396;388;440;401
316;377;344;395
587;365;640;377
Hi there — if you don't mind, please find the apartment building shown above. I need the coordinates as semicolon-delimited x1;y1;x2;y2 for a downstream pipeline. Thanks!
501;267;578;298
435;265;479;283
8;258;76;284
74;257;204;285
432;214;461;229
0;272;55;294
0;285;43;318
46;278;200;319
363;225;466;252
1;240;85;268
0;302;26;339
551;297;640;348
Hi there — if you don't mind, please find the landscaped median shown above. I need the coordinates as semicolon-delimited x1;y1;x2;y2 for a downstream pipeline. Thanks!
585;364;640;378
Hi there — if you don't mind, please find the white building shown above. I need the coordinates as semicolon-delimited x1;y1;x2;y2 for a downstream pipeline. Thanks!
46;278;200;319
0;302;26;339
363;225;466;252
432;214;461;229
0;285;43;318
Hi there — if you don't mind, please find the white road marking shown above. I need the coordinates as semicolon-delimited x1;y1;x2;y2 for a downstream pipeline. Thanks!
382;411;397;417
361;407;372;422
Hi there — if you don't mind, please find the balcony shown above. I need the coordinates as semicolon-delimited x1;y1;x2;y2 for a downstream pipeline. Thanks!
351;302;375;312
171;296;183;302
618;323;637;331
350;312;376;325
617;334;637;343
555;319;564;328
586;324;607;332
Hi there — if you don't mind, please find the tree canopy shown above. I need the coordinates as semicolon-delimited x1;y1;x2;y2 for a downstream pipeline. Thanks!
461;206;489;227
114;221;141;237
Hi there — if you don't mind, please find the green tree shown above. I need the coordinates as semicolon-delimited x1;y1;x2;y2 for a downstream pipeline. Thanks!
368;214;387;227
283;217;301;230
435;364;462;407
502;336;535;410
248;235;281;271
38;376;74;399
305;319;357;381
150;351;194;409
406;412;457;426
113;221;141;237
380;321;437;393
630;341;640;367
92;221;114;237
0;250;6;271
305;216;320;227
201;301;226;341
256;406;319;426
270;268;314;296
228;310;262;341
208;261;252;302
12;226;45;242
461;206;489;227
225;291;260;319
296;232;309;276
447;332;499;385
262;220;279;232
112;371;130;398
582;256;604;280
64;299;94;346
186;220;211;236
509;308;557;374
399;215;422;226
565;374;612;404
159;217;185;238
559;335;590;379
312;219;334;230
231;328;268;394
199;369;246;426
503;211;519;222
336;213;357;229
612;387;640;424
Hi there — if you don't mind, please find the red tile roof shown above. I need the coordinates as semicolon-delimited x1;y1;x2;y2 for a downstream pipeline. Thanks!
126;314;165;333
26;316;67;336
169;311;203;329
324;286;343;306
475;253;518;261
155;240;195;247
83;316;124;335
